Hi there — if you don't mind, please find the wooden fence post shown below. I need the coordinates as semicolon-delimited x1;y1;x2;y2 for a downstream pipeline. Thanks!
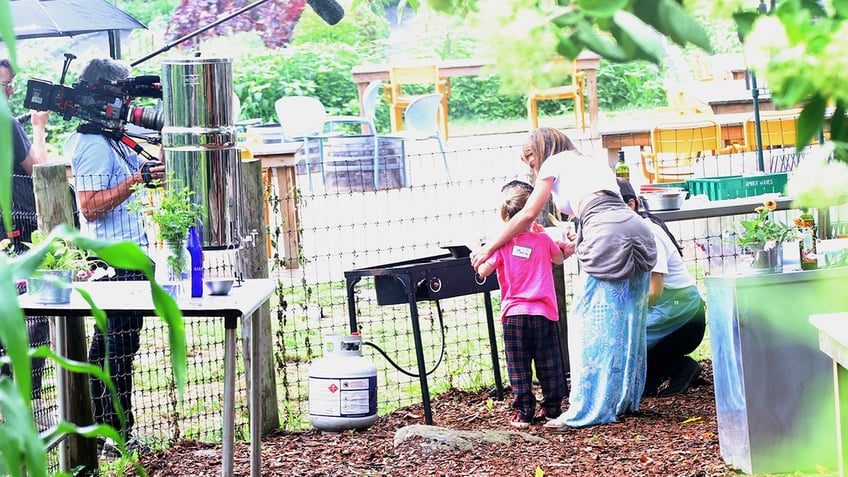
32;163;98;474
238;159;280;435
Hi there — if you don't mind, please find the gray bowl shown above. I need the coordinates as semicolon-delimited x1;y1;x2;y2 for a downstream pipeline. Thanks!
640;191;686;211
205;278;234;296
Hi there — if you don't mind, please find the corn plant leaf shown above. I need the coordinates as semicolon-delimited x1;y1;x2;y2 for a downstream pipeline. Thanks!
572;19;629;62
0;266;32;405
0;379;46;477
829;103;847;146
834;0;848;18
633;0;711;52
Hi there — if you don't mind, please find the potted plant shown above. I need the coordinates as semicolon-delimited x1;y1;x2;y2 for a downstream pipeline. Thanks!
11;230;94;304
130;176;201;299
730;199;799;273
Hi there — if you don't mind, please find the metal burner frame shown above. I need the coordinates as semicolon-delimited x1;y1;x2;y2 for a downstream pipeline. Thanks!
344;253;505;424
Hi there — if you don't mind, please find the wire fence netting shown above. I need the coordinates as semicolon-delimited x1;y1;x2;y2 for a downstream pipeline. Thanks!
5;133;848;455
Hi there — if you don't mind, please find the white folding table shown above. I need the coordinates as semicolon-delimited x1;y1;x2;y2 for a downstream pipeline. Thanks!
19;278;275;477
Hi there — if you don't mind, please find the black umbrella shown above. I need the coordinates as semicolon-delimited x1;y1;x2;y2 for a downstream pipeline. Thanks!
10;0;147;58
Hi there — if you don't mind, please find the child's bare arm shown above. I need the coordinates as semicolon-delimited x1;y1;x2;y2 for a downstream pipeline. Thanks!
551;250;565;266
477;262;495;278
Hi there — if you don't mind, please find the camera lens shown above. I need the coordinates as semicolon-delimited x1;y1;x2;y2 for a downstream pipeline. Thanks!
127;106;164;131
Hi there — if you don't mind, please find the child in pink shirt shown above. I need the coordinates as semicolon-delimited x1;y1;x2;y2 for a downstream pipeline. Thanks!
477;180;569;427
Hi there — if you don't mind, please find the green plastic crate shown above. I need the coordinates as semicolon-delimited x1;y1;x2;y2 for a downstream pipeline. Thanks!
685;173;788;200
652;181;688;190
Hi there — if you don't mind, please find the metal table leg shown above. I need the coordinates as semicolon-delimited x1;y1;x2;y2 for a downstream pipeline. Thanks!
222;319;237;477
249;312;261;477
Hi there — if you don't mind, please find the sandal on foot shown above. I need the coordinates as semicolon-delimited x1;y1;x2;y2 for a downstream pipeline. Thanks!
543;420;569;432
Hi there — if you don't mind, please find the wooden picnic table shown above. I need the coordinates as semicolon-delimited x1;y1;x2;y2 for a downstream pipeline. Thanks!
670;79;774;115
249;141;303;269
602;107;834;165
809;311;848;477
600;111;752;163
351;52;603;137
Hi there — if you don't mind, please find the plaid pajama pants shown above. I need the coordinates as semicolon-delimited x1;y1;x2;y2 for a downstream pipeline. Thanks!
503;314;566;419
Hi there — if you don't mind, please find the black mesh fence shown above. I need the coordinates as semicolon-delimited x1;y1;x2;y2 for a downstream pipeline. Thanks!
8;134;848;454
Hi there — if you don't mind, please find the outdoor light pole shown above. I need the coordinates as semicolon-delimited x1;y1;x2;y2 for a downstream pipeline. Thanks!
749;0;774;172
749;69;766;171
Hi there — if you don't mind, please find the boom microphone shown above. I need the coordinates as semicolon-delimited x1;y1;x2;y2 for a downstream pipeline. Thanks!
306;0;344;26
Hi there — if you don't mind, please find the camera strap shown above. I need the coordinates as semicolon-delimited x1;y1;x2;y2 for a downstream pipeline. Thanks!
108;139;135;173
77;122;136;171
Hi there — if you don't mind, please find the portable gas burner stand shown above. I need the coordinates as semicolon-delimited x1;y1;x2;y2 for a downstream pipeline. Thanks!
345;254;504;425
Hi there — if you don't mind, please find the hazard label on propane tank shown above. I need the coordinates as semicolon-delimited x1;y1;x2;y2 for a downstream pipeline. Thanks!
309;376;375;417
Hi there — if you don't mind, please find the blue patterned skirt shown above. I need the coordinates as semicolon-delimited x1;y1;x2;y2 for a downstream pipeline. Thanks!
560;271;650;427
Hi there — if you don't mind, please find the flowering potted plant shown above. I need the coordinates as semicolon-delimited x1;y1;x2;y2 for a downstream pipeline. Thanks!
731;199;799;272
733;199;799;249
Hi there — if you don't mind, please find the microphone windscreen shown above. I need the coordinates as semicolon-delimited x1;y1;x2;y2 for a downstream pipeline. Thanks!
306;0;344;26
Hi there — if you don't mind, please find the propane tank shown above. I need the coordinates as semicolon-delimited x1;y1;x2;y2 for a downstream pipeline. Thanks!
309;333;378;432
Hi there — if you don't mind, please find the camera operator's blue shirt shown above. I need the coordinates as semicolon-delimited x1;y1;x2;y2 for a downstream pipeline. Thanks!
70;132;148;248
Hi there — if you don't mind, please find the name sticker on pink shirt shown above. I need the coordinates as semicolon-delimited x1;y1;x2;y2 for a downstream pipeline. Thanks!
511;244;532;259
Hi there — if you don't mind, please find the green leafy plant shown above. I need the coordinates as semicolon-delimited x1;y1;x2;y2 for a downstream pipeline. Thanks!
23;229;91;274
732;199;798;249
130;176;201;276
132;178;200;246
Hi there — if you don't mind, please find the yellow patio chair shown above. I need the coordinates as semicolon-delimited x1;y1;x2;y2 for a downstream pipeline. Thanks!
641;119;731;183
383;63;450;140
740;109;803;152
527;59;586;131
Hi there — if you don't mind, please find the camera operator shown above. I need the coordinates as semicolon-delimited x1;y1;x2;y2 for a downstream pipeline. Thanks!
68;57;164;456
1;58;52;426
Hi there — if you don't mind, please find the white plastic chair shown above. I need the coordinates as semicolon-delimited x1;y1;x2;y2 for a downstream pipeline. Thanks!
360;81;391;189
232;93;241;123
275;96;380;191
361;81;381;134
384;93;450;182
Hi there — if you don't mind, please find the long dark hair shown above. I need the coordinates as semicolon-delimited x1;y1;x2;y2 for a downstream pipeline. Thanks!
622;191;684;257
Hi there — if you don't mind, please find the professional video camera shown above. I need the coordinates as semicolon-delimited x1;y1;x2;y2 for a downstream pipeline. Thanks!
23;53;164;133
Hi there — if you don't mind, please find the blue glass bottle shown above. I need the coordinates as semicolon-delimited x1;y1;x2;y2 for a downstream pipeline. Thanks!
187;226;204;297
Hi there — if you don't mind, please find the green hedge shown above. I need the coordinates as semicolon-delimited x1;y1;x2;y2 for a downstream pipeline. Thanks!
232;51;666;130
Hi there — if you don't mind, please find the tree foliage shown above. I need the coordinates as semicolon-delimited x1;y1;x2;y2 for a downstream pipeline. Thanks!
415;0;848;167
166;0;306;49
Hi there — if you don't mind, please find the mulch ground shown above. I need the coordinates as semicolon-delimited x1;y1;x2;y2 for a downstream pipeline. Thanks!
134;360;740;476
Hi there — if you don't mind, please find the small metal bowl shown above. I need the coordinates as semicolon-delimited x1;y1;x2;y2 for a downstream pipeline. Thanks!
205;278;234;296
640;191;687;211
